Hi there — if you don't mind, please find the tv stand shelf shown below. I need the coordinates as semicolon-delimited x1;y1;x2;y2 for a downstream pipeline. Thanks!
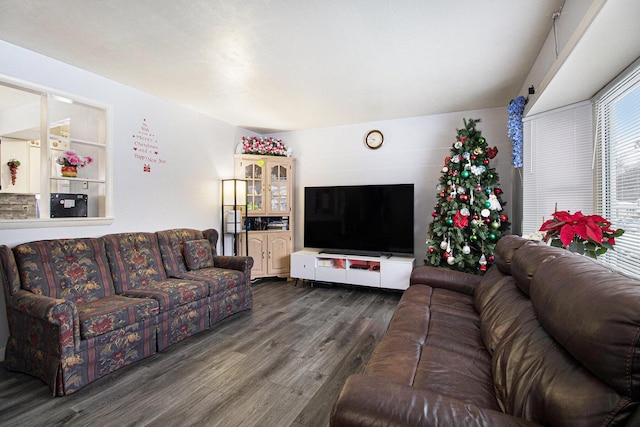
290;250;415;290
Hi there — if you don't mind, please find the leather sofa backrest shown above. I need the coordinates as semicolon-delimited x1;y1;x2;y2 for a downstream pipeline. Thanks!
489;243;639;425
12;238;115;303
510;243;567;296
156;228;205;277
103;232;168;292
493;235;533;275
476;236;537;355
531;253;640;400
475;267;529;356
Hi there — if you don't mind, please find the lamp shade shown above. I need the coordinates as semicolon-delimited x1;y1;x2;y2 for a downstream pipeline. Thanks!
222;179;247;206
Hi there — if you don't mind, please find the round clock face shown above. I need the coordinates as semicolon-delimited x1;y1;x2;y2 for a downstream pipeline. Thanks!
365;130;384;149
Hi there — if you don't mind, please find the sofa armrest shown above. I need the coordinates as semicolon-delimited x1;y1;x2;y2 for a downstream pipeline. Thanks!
212;255;254;275
9;290;80;355
201;228;254;274
410;265;481;296
331;375;539;427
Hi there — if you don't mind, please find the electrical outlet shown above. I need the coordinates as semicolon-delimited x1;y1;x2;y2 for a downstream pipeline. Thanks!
82;181;88;190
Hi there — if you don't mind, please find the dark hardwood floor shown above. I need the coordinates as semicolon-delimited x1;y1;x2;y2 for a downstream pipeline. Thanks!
0;279;402;427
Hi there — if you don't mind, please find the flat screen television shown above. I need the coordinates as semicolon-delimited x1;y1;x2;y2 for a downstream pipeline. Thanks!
304;184;414;256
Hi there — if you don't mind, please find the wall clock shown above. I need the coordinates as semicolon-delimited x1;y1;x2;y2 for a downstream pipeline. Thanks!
365;130;384;149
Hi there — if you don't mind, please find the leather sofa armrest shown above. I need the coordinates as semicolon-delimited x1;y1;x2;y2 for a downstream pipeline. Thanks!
331;375;540;427
410;265;481;296
10;290;80;354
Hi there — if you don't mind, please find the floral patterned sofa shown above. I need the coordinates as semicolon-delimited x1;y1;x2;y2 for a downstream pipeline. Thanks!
0;228;253;396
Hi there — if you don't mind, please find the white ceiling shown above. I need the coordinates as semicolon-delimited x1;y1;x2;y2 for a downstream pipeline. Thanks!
0;1;565;132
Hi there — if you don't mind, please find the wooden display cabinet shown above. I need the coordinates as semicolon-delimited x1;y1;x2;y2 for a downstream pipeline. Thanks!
234;154;294;278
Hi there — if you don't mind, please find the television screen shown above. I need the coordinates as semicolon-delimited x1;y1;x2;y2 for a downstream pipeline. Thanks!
304;184;414;256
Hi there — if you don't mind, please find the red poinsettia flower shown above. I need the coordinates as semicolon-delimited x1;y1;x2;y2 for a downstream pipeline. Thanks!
539;210;624;258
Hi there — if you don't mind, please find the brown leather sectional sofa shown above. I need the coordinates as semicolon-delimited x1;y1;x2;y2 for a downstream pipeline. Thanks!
331;235;640;426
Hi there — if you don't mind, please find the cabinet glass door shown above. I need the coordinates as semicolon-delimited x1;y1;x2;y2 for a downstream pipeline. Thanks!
269;164;289;214
244;162;264;213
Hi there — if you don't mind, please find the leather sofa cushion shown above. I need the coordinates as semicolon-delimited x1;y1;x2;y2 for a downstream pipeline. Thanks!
510;243;567;295
490;249;639;425
475;267;530;355
366;284;498;410
332;374;539;427
491;300;626;425
493;235;533;275
531;253;640;399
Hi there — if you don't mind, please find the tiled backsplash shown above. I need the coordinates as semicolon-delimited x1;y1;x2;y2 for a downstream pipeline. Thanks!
0;193;38;219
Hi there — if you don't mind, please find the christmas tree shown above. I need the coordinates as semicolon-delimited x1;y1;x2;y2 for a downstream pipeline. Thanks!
425;118;510;274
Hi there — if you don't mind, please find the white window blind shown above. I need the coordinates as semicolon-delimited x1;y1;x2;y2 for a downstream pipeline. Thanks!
594;59;640;279
522;101;594;236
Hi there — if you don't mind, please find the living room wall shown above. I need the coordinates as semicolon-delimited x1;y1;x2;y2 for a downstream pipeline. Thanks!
267;105;514;262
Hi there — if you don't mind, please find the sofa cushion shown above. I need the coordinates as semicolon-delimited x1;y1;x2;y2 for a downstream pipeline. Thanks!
120;279;209;311
103;232;168;293
475;267;530;355
76;295;158;339
156;228;206;277
493;235;534;275
366;284;497;411
174;268;245;297
13;238;115;303
509;243;568;296
183;239;214;271
531;253;640;401
491;299;628;425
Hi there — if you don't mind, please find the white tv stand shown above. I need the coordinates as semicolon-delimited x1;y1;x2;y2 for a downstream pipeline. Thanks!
290;250;415;290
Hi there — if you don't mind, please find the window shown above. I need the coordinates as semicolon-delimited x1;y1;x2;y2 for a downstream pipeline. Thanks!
0;76;112;228
521;101;594;236
594;59;640;279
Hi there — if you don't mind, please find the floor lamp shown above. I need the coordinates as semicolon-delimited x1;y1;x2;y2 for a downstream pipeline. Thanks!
222;178;248;256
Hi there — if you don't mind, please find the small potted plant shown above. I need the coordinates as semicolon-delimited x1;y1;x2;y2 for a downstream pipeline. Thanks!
56;150;93;177
7;158;20;185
